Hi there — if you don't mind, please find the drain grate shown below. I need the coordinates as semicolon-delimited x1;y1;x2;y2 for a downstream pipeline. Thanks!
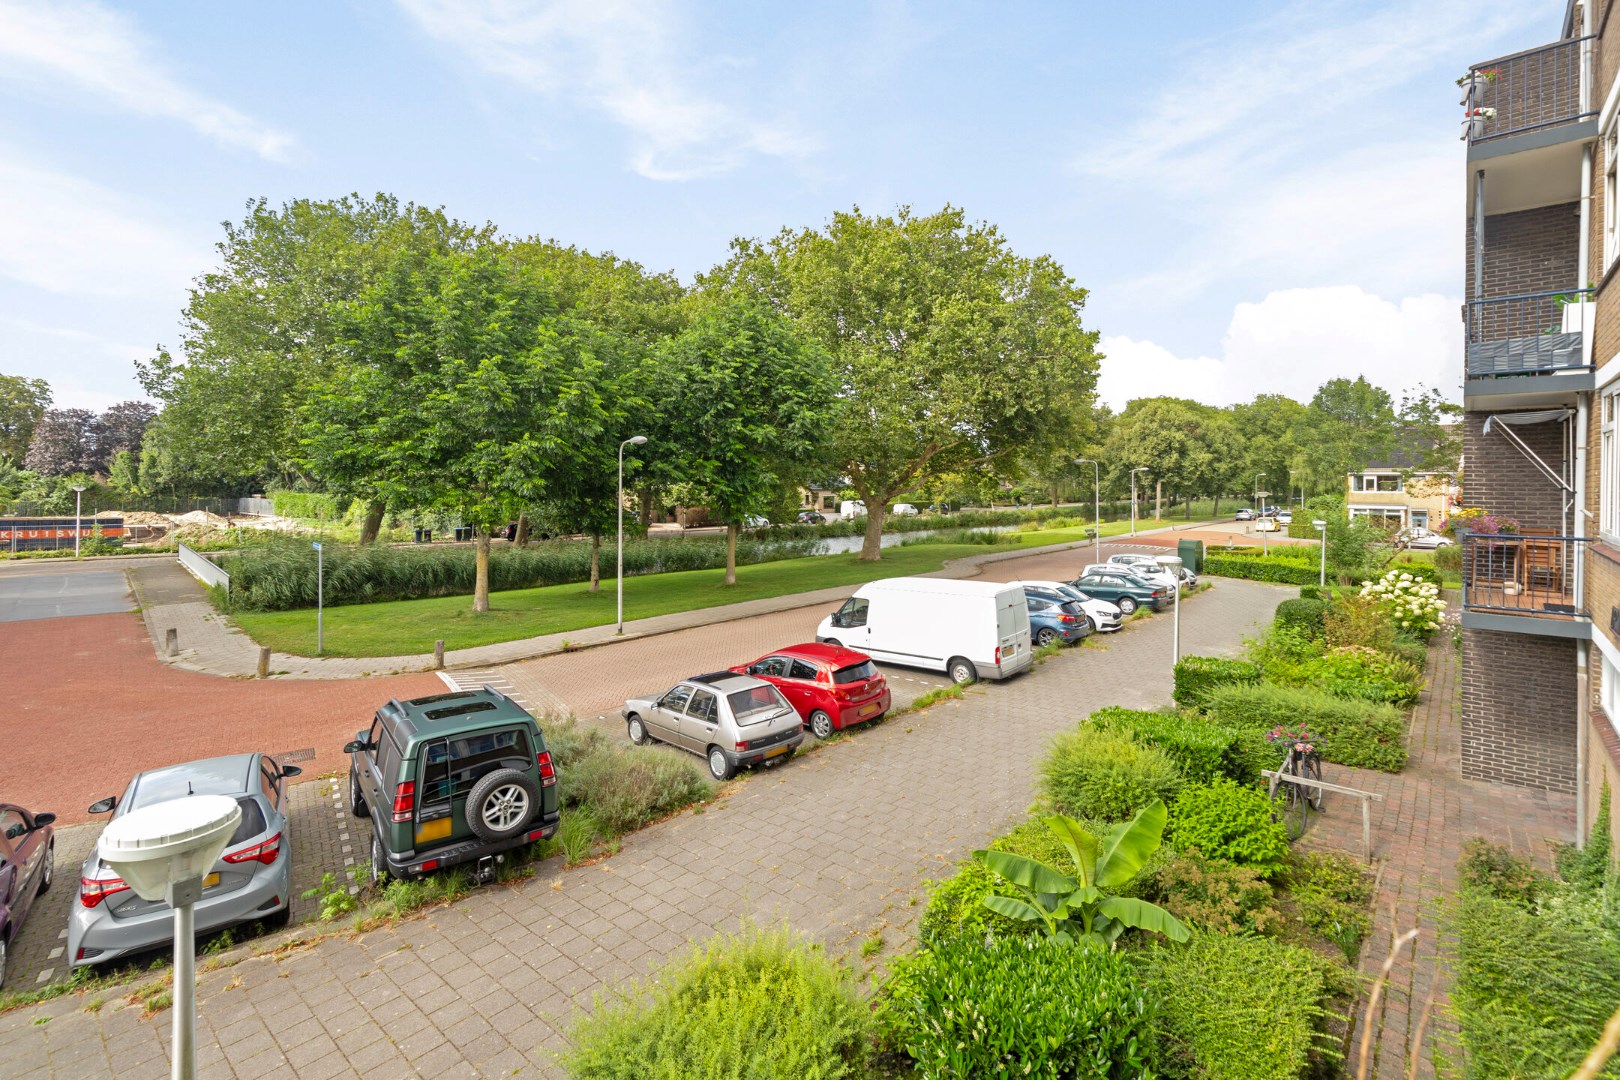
275;747;317;764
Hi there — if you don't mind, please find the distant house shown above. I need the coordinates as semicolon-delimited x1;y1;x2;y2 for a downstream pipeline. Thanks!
1345;441;1459;532
798;485;841;515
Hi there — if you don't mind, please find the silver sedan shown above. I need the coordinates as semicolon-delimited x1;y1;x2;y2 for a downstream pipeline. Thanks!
69;753;300;970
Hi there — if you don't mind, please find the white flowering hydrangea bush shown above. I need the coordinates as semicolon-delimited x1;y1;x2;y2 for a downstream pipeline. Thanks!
1358;570;1446;637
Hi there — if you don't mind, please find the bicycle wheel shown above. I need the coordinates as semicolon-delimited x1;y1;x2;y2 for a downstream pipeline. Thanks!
1284;781;1310;840
1303;754;1325;812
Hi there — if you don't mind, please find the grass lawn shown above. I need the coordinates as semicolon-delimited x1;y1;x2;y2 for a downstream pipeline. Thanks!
231;516;1187;658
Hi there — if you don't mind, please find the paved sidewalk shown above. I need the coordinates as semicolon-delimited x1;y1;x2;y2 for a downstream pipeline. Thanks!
0;579;1289;1079
1303;641;1575;1079
131;526;1204;680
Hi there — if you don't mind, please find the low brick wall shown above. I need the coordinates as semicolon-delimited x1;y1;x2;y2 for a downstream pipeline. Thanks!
1460;626;1577;791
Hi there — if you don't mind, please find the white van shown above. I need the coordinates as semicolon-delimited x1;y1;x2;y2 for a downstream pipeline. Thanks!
839;500;867;519
815;577;1032;684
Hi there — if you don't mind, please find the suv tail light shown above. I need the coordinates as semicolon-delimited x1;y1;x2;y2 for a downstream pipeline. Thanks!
536;750;557;787
391;780;416;823
223;832;282;866
80;874;130;908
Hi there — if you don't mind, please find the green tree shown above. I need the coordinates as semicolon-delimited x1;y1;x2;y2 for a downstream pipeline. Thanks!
708;205;1101;560
1396;385;1462;479
301;246;611;612
1105;398;1239;515
0;374;51;462
1230;393;1308;504
657;300;835;583
1296;377;1397;492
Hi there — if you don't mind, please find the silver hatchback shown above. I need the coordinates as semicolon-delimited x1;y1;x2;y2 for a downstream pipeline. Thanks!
70;753;299;970
623;672;805;780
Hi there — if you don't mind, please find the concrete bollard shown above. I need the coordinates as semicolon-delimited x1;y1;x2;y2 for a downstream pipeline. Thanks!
434;640;445;669
165;628;178;656
257;646;271;679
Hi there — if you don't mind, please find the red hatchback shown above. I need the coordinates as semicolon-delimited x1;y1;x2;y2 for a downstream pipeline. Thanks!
731;643;892;740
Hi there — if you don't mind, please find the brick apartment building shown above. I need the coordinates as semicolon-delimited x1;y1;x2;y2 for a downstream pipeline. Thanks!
1459;0;1620;846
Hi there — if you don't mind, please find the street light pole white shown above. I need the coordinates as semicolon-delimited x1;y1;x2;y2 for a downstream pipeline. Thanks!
1313;519;1328;586
617;435;649;635
1075;458;1100;564
1156;554;1183;664
98;795;241;1080
1130;468;1149;537
72;485;86;558
1253;472;1265;517
312;541;324;655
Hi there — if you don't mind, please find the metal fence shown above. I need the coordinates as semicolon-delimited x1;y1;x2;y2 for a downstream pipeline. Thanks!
1461;532;1585;618
1464;36;1594;143
1464;290;1591;376
177;543;230;594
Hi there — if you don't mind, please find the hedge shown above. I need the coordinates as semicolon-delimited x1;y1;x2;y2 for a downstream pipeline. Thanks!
1173;655;1261;708
1202;554;1322;586
1273;598;1328;639
1093;706;1258;784
269;491;353;520
1200;682;1409;773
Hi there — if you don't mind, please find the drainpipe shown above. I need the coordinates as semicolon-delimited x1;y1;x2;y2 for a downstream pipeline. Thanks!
1574;126;1594;845
1473;170;1485;302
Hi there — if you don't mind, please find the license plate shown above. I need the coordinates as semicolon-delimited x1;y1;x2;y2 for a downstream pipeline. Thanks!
203;872;220;888
764;744;791;759
860;703;880;716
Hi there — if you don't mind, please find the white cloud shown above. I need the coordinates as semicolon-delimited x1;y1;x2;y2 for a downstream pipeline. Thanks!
0;151;204;297
396;0;811;180
0;0;295;161
1097;286;1462;410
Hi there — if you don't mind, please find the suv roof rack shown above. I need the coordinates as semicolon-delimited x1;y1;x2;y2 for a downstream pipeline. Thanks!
689;671;742;685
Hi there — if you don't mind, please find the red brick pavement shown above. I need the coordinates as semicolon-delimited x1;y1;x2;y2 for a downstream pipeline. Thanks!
1303;640;1574;1078
6;612;440;825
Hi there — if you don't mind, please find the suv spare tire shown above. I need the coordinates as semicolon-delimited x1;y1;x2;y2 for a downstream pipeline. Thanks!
465;768;541;842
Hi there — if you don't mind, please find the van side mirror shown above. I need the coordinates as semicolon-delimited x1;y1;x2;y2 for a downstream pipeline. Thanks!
32;812;56;829
280;765;303;779
88;796;116;815
343;740;368;755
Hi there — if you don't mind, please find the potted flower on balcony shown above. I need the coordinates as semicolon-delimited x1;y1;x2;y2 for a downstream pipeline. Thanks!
1457;67;1500;104
1461;107;1498;140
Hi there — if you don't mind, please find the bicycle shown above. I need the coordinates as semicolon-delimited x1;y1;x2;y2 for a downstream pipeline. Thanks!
1266;725;1324;840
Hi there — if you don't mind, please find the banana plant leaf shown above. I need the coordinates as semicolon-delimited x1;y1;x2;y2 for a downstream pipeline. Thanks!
1097;895;1190;941
1095;800;1168;890
979;850;1078;894
983;894;1047;924
1044;814;1100;886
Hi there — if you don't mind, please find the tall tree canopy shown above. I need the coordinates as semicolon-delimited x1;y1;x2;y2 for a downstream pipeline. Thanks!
1231;394;1309;504
1296;377;1398;489
707;205;1101;559
0;374;51;462
23;408;99;476
1105;398;1240;513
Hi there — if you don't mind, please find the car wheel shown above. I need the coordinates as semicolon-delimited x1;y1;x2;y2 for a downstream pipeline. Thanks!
370;831;390;888
809;710;835;740
348;769;368;819
707;746;736;781
1083;616;1098;633
37;841;53;894
627;715;649;746
262;904;292;930
822;638;841;648
1116;596;1138;615
948;656;977;685
1035;627;1059;647
465;769;541;842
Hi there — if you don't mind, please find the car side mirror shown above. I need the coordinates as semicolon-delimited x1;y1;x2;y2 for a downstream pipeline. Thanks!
343;739;368;755
746;664;761;675
32;812;56;829
88;796;116;815
280;765;303;779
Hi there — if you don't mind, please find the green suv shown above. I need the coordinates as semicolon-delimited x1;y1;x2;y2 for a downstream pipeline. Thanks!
345;688;560;883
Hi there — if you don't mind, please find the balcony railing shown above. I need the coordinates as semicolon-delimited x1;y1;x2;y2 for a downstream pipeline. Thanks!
1464;289;1591;378
1463;36;1594;144
1461;532;1587;619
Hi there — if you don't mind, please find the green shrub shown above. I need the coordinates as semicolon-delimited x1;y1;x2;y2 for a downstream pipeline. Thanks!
269;491;351;520
1449;887;1620;1080
1557;783;1614;893
1202;554;1321;586
880;934;1154;1079
1172;780;1291;875
1138;931;1334;1080
1386;632;1429;669
1457;838;1545;906
543;720;712;838
1282;851;1374;963
1241;623;1326;686
1092;707;1253;784
562;923;869;1080
1435;543;1462;573
1151;850;1282;935
1040;725;1182;821
1200;683;1409;773
1297;584;1327;601
1385;559;1443;587
1306;646;1423;706
1273;598;1328;640
1172;656;1260;708
1322;594;1396;653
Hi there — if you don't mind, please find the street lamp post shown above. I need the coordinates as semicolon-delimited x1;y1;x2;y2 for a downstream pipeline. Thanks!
1313;519;1328;587
1156;554;1183;664
617;435;649;635
1130;468;1149;537
1252;473;1265;518
312;541;324;655
1075;458;1101;564
72;485;86;558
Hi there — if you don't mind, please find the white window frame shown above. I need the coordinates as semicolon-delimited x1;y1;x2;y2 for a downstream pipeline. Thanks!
1603;384;1620;542
1602;75;1620;272
1603;652;1620;724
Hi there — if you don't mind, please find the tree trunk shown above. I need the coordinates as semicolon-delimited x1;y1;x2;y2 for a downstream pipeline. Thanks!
358;499;386;545
1155;481;1163;521
1186;495;1192;520
725;523;739;585
639;487;655;527
473;527;491;612
858;505;886;561
589;533;602;592
1050;484;1059;507
1213;495;1222;516
514;513;531;546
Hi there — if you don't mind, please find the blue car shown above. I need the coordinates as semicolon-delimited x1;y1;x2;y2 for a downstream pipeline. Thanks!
1026;595;1091;647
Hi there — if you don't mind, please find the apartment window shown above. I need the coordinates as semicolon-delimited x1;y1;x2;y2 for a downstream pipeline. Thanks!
1608;121;1620;270
1604;387;1620;540
1603;653;1620;723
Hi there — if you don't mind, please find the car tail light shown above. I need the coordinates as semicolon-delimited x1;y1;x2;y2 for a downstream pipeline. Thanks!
223;832;282;866
80;874;130;908
735;740;750;752
1152;589;1166;598
391;780;416;823
413;859;439;873
536;750;557;787
1059;614;1077;623
995;646;1002;664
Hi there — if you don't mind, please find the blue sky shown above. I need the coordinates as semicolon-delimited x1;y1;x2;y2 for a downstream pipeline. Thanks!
0;0;1563;414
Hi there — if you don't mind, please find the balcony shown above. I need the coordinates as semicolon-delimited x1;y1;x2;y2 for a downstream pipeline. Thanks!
1465;289;1591;386
1461;532;1587;621
1463;37;1594;147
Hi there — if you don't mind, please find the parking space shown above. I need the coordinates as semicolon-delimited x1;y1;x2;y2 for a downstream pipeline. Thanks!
0;572;133;623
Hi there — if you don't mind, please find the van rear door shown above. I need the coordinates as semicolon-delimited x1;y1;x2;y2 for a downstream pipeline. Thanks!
995;591;1030;670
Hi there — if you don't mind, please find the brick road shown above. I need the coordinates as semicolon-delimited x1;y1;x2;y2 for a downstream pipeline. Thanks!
0;575;1288;1078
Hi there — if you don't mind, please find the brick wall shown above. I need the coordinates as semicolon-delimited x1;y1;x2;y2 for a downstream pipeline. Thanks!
1461;627;1578;790
1462;413;1570;530
1464;202;1580;304
1588;707;1620;851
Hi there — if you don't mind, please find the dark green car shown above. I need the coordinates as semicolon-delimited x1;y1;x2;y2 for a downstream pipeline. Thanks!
345;688;560;883
1068;570;1172;615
